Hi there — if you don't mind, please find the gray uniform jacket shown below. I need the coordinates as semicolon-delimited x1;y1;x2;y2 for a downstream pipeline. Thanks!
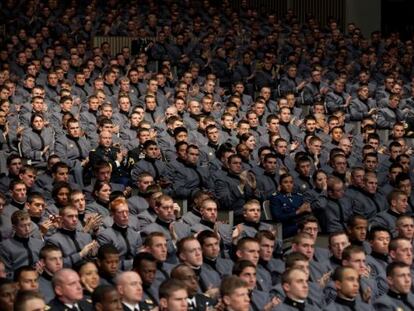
323;297;375;311
371;209;401;237
131;157;168;182
0;235;44;276
137;208;158;231
376;107;405;130
203;256;234;277
351;188;388;221
373;291;414;311
198;264;222;291
323;197;354;233
38;272;55;303
46;228;92;267
127;195;149;215
21;127;55;167
181;210;202;227
272;282;325;309
55;134;90;167
325;91;350;114
349;97;377;121
97;224;142;270
274;297;322;311
141;218;191;261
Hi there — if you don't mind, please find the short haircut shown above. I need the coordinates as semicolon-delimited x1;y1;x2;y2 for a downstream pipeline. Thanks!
13;266;37;282
13;290;44;311
39;244;62;260
389;237;411;252
255;230;275;242
197;230;219;247
144;232;166;247
176;236;198;258
159;279;187;299
11;210;30;226
281;268;304;285
236;237;259;252
220;276;248;297
386;261;410;277
342;245;364;261
97;244;119;261
367;226;391;241
285;252;309;269
332;266;356;282
92;285;117;306
132;252;156;271
232;260;256;276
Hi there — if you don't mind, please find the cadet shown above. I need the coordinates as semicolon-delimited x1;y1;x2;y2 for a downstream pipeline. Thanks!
273;268;321;311
373;262;414;310
366;227;391;280
116;271;156;311
371;190;409;237
220;276;251;311
141;195;191;262
54;118;90;187
197;230;234;278
38;244;64;303
270;174;311;239
91;285;123;311
169;144;212;200
97;245;120;286
46;205;97;267
97;197;142;270
233;260;277;311
159;279;189;311
0;210;43;277
14;265;39;291
13;290;47;311
324;267;375;311
170;264;215;311
177;236;221;291
48;268;93;311
132;252;160;305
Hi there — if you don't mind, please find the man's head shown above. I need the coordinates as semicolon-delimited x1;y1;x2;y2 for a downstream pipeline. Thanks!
171;264;199;297
236;238;260;266
116;271;143;305
52;269;83;304
177;237;203;267
386;262;412;294
396;215;414;240
220;276;250;311
256;231;276;262
346;215;368;243
14;266;38;291
144;232;168;262
11;210;32;238
368;227;391;254
159;279;188;311
329;232;350;260
110;197;129;227
92;285;123;311
388;190;408;214
332;267;359;300
242;200;261;223
199;199;218;223
389;238;413;265
13;290;45;311
232;260;257;290
291;233;315;260
341;246;367;274
132;252;157;286
197;230;220;259
97;245;120;277
39;244;63;275
154;195;175;222
281;268;309;301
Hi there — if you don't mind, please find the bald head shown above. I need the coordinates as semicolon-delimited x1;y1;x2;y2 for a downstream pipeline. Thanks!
52;268;83;304
116;271;143;304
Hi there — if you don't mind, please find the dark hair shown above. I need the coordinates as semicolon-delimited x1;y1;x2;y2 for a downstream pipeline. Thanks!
97;244;119;260
91;285;117;306
132;252;156;271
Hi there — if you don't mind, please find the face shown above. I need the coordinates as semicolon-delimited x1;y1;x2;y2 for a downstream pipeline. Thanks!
389;267;412;294
53;167;69;182
61;208;78;230
113;203;129;227
329;182;344;199
18;270;39;291
96;184;111;202
160;289;188;311
0;284;16;311
14;217;32;238
156;199;175;222
99;131;113;148
337;269;359;299
9;158;22;176
100;253;120;276
138;260;156;284
260;237;275;261
71;192;86;213
148;236;168;261
42;250;63;274
390;240;413;265
181;240;203;267
243;204;261;222
201;201;217;222
284;270;309;301
302;222;319;240
228;157;243;174
97;167;111;182
55;271;83;302
12;183;27;202
237;241;260;265
118;272;143;304
20;170;36;188
297;161;311;177
26;197;45;217
293;238;315;260
201;237;220;259
79;262;100;291
280;176;294;193
329;234;350;260
364;176;378;194
21;298;46;311
67;122;81;137
98;289;122;311
56;187;70;206
145;145;159;159
32;116;44;130
397;218;414;240
393;195;408;214
186;148;200;165
344;252;367;274
223;287;250;311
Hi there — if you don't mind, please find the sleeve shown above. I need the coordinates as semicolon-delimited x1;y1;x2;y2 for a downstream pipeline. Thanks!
21;133;43;161
324;204;344;233
270;196;297;222
376;110;392;129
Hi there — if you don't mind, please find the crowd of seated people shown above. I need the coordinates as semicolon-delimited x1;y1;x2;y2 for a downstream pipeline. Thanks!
1;0;414;310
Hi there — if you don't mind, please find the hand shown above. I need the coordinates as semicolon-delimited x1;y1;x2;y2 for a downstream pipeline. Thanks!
123;186;132;197
169;222;178;242
39;219;58;235
297;202;312;214
232;224;244;241
83;214;103;233
80;240;99;258
368;108;377;115
264;296;282;311
344;96;352;107
297;81;307;90
41;145;50;157
362;286;372;303
173;202;181;217
81;157;89;167
318;270;332;288
34;261;45;275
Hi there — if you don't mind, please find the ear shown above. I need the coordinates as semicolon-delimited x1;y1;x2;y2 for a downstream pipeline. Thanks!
95;303;103;311
222;295;231;306
334;280;342;292
236;249;242;260
282;282;290;293
159;298;168;310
